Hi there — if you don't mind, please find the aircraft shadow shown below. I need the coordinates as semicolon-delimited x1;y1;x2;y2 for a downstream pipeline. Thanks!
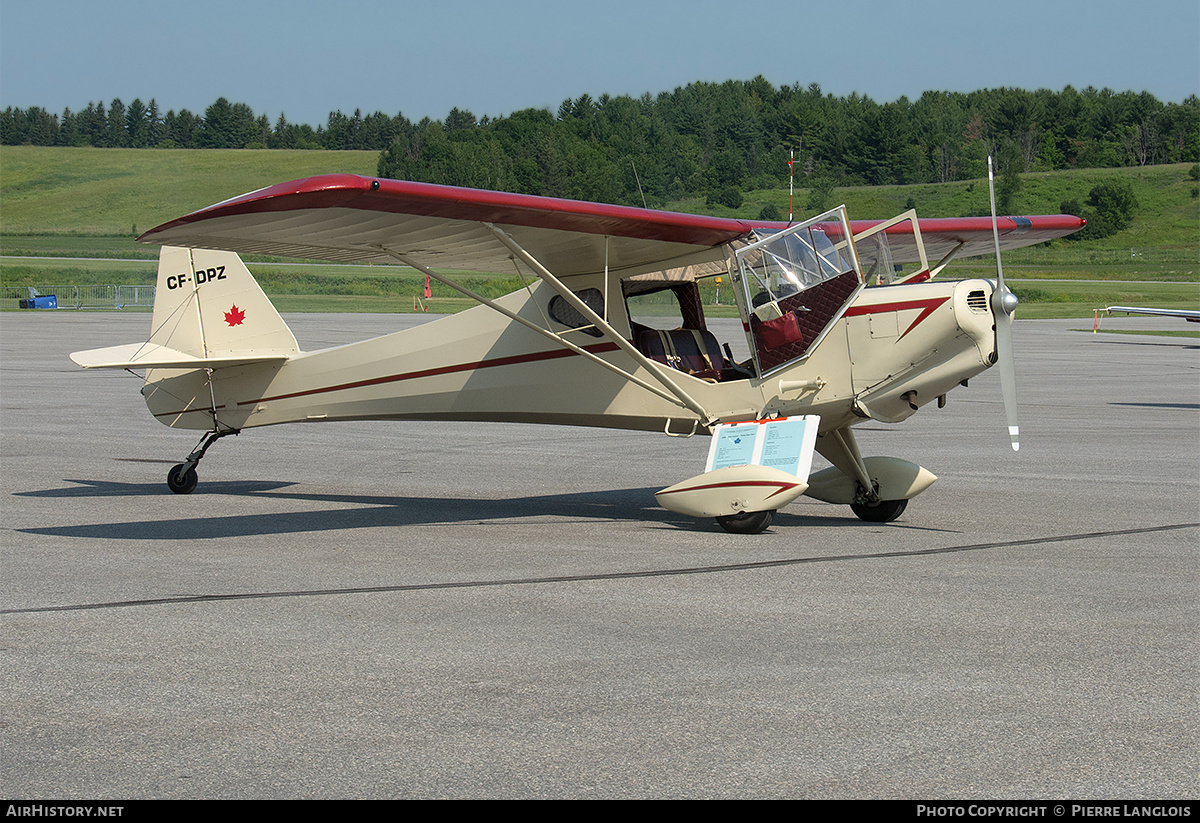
12;478;948;541
16;478;294;498
1091;337;1199;351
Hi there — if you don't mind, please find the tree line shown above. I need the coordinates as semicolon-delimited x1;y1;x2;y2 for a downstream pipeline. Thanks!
3;79;1197;208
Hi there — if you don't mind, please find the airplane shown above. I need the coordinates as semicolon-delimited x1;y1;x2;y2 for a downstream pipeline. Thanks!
1105;306;1200;322
70;167;1085;534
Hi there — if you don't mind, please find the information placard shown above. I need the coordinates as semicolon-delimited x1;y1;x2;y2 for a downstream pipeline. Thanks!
707;423;759;471
705;415;819;479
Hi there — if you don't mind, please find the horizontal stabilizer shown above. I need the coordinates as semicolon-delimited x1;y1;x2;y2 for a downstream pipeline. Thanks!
70;342;290;370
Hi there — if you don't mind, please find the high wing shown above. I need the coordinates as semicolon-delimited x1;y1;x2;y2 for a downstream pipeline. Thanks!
138;174;1085;273
1106;306;1200;322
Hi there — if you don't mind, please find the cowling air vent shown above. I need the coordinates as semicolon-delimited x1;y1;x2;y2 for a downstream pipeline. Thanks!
967;290;989;313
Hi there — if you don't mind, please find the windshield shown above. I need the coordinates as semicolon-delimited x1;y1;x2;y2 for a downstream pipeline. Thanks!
739;224;851;306
732;206;862;376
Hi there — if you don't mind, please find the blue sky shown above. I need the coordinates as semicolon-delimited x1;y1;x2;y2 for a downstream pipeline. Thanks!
2;0;1197;128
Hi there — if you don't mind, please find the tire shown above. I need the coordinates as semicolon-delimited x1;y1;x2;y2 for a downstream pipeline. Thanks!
850;498;907;523
167;464;198;495
715;509;774;534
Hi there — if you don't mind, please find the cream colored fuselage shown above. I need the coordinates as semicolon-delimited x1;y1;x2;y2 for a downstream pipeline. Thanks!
143;272;999;440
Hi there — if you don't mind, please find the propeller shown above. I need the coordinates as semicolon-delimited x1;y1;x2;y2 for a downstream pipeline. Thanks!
987;156;1020;452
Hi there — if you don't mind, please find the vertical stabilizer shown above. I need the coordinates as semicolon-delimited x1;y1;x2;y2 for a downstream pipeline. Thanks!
149;246;299;358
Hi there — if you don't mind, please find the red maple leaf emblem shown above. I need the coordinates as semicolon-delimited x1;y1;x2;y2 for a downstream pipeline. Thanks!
224;305;245;326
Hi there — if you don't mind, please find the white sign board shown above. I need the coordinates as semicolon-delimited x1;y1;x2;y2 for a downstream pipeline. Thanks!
705;415;820;479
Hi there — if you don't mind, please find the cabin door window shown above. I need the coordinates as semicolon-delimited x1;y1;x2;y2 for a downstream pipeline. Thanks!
733;207;864;376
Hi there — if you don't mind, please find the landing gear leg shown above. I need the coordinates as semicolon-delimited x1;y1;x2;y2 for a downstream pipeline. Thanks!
167;429;237;495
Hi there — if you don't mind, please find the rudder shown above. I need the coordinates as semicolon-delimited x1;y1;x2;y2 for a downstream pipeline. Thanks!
150;246;298;358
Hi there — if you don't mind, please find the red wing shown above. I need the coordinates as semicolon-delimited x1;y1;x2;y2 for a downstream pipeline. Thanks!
140;174;1085;273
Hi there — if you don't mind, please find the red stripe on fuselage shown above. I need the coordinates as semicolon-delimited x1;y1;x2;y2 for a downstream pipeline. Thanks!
844;296;951;339
236;340;623;407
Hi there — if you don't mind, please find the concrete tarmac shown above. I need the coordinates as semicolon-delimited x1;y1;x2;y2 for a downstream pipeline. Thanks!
1;310;1197;799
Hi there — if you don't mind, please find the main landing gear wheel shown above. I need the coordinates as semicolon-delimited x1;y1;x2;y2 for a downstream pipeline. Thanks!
715;510;774;534
167;464;198;495
850;498;908;523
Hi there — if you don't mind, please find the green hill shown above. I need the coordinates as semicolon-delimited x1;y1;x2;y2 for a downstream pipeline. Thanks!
1;146;1196;318
2;146;1196;248
695;164;1200;252
0;146;379;236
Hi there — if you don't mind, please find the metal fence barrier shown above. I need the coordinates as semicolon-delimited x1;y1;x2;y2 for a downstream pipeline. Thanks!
115;285;156;308
1;284;156;310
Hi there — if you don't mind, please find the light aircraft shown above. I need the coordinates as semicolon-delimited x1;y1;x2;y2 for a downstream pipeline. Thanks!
71;167;1084;533
1105;306;1200;322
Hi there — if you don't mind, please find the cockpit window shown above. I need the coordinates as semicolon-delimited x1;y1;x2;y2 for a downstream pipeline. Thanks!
625;289;684;331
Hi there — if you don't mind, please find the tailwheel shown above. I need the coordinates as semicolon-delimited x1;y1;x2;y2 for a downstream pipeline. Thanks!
850;498;907;523
715;510;774;534
167;464;198;495
164;429;237;495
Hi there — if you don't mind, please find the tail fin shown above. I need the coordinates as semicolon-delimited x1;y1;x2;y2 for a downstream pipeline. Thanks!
72;247;298;369
150;246;298;358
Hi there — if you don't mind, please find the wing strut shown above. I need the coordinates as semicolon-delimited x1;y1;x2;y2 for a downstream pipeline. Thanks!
928;240;967;279
481;223;717;426
377;245;714;424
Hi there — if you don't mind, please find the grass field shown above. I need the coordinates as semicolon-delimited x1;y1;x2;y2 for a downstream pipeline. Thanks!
1;146;1197;318
0;146;380;235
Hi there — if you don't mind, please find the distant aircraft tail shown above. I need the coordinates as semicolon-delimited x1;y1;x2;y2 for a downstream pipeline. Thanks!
71;246;298;369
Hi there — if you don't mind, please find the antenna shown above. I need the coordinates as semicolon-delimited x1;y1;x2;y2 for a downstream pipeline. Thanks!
788;137;801;224
788;148;794;223
631;160;647;209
